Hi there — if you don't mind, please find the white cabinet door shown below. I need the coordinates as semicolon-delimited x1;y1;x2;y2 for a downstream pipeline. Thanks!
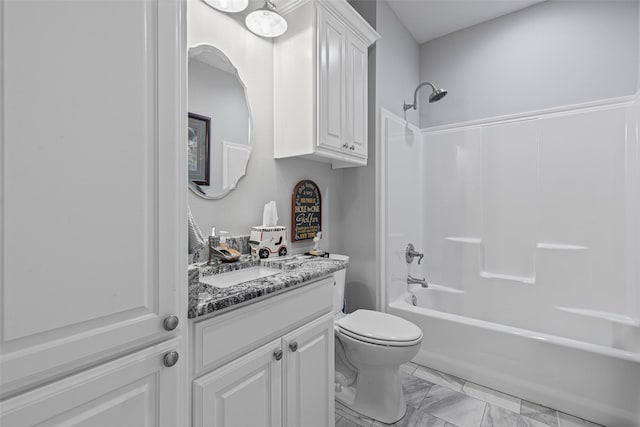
193;339;283;427
317;6;346;153
0;338;181;427
0;0;185;396
283;313;335;427
346;33;368;159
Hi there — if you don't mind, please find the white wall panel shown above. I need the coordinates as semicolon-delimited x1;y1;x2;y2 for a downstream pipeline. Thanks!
382;112;423;304
423;128;482;290
538;107;627;314
481;120;538;283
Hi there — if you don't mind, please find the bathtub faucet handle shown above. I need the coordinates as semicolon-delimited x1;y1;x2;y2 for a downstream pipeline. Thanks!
405;243;424;264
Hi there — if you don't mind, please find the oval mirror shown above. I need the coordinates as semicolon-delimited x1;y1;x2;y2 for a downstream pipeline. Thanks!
187;44;252;199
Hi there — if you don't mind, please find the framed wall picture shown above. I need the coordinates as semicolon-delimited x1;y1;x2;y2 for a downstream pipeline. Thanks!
291;180;321;241
188;112;211;186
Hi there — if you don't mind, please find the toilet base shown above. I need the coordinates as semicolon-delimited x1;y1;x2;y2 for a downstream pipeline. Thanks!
335;364;407;424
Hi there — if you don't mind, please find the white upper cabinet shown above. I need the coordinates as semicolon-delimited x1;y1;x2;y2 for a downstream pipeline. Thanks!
318;7;347;153
1;0;186;398
274;0;379;168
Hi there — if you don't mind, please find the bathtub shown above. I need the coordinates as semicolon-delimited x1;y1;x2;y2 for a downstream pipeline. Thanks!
388;288;640;427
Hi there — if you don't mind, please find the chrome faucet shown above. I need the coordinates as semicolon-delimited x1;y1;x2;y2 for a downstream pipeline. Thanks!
405;243;424;264
407;275;428;288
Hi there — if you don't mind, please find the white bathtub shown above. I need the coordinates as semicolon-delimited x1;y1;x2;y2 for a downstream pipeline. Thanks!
388;289;640;427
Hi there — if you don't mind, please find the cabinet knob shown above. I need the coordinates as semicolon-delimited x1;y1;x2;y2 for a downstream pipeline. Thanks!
342;142;349;149
289;342;298;352
274;349;283;361
163;315;179;331
349;145;355;151
163;351;179;368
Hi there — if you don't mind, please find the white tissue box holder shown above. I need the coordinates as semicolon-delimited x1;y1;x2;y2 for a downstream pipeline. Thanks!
249;226;288;259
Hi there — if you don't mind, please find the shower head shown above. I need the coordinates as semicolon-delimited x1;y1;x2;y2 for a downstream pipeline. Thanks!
429;88;447;103
403;81;447;112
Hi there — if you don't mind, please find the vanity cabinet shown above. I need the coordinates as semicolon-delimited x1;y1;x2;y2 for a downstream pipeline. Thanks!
192;277;335;427
1;0;186;424
274;0;378;168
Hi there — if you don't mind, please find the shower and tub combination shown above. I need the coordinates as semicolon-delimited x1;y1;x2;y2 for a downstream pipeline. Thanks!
380;86;640;426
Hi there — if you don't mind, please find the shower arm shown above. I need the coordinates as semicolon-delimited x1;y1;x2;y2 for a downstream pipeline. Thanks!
403;82;437;112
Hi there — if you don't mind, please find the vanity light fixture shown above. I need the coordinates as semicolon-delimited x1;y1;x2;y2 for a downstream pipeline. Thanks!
245;0;288;38
203;0;249;13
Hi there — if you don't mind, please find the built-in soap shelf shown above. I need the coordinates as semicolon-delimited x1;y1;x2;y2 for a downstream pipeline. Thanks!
445;237;482;244
444;236;590;285
479;271;535;284
536;243;589;250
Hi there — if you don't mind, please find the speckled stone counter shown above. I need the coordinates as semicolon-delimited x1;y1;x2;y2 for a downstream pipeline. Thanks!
188;255;348;319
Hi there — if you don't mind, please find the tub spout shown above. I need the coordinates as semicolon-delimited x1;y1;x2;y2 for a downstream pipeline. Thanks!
407;275;428;288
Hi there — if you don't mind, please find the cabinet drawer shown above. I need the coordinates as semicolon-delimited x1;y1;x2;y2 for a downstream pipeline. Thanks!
192;277;333;376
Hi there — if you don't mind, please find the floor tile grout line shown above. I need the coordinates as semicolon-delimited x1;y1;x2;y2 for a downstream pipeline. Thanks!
479;401;488;427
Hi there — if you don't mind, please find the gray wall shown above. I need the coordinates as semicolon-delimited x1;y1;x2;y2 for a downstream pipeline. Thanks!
344;0;420;312
420;0;640;127
188;1;344;255
374;0;421;128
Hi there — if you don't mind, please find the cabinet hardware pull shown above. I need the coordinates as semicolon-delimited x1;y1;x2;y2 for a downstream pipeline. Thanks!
163;315;179;331
289;342;298;352
274;349;283;361
342;143;349;148
349;145;355;151
163;351;179;367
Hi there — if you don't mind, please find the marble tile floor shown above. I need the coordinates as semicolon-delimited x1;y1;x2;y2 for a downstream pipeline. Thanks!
335;363;605;427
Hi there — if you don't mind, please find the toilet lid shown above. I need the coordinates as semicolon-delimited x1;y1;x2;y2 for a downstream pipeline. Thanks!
336;310;423;345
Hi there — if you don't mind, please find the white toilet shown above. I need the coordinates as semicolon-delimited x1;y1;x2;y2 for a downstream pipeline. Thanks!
331;254;423;424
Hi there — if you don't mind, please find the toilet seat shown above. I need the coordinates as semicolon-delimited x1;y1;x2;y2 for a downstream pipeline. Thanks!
336;310;423;347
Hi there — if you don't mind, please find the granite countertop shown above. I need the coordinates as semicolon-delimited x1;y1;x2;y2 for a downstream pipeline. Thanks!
188;254;348;319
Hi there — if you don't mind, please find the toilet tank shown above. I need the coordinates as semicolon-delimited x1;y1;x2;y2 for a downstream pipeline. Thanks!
330;254;349;314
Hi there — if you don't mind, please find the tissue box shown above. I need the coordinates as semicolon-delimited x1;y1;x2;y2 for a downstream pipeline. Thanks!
249;226;288;258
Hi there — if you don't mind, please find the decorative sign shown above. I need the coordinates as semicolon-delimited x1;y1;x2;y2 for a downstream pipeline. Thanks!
291;180;321;241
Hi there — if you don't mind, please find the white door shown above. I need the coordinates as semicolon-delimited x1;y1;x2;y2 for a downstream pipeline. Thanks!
317;6;347;153
0;0;185;396
346;33;368;159
283;313;335;427
193;338;283;427
0;338;181;427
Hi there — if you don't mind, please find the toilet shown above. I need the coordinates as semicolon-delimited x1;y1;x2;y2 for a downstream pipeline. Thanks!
331;254;423;424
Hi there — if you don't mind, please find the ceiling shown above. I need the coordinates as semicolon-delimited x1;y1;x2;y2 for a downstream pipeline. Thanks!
385;0;546;44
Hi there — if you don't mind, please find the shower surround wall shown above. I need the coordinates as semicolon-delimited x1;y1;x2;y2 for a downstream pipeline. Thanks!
419;99;639;341
381;91;640;426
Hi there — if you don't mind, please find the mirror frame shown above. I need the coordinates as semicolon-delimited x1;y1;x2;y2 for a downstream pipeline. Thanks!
187;43;254;200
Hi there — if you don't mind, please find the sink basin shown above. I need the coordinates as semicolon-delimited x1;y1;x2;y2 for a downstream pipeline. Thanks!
200;266;281;288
